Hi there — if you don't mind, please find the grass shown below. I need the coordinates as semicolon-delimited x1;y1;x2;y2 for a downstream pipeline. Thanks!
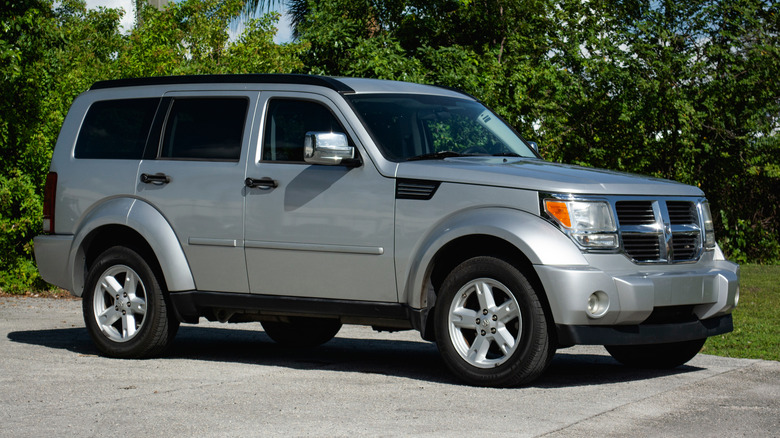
701;264;780;362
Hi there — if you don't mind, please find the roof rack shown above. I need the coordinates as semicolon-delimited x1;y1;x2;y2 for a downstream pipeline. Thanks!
90;74;355;93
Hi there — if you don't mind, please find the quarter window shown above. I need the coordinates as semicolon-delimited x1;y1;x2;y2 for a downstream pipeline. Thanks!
160;98;248;161
75;98;159;159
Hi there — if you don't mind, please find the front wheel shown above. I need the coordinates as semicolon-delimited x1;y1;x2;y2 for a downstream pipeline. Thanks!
434;256;553;387
605;338;706;369
83;246;179;358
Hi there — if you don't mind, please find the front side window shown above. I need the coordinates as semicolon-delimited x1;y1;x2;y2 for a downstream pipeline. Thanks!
75;98;160;159
262;99;349;162
347;94;537;161
160;98;248;161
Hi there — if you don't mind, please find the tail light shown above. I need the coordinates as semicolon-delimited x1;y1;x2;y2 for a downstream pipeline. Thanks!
42;172;57;234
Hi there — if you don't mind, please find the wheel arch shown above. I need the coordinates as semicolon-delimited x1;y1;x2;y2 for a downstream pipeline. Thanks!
69;197;195;296
429;235;540;300
402;208;586;341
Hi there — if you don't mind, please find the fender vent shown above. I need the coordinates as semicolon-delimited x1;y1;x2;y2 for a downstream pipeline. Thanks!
396;179;440;200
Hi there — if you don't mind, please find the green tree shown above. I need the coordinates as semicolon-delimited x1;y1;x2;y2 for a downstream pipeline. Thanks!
118;0;304;76
292;0;779;262
0;0;306;293
1;0;125;293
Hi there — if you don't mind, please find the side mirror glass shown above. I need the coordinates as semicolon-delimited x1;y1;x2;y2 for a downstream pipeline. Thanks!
303;132;356;165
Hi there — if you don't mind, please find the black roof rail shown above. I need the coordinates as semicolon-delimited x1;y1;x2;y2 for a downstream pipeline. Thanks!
90;74;355;93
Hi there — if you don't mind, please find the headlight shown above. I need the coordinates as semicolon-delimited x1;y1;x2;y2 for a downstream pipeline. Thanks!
701;201;716;249
543;198;619;249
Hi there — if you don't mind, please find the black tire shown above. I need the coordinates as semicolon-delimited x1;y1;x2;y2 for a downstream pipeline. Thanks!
83;246;179;358
434;256;553;387
605;338;706;369
262;317;342;347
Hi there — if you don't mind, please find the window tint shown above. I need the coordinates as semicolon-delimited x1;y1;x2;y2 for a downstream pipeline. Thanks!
75;98;159;159
263;99;348;162
160;98;248;161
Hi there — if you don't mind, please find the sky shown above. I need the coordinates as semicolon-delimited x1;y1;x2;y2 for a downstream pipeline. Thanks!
83;0;294;43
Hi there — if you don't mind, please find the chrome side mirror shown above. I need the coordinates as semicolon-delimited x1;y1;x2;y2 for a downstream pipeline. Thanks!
303;132;356;165
527;140;539;153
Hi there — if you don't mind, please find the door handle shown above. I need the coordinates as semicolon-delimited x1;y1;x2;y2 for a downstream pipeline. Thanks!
140;173;171;184
245;177;278;189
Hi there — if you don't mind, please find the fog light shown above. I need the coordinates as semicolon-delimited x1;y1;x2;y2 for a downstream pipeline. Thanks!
586;291;609;318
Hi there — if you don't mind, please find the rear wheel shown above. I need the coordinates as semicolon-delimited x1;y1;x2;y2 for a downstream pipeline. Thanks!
434;256;553;387
262;317;342;347
83;246;178;358
605;338;706;369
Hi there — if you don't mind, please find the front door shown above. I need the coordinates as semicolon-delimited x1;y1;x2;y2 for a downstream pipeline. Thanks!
244;93;397;302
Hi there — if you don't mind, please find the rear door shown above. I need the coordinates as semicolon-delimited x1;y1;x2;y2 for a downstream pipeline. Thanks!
136;91;258;293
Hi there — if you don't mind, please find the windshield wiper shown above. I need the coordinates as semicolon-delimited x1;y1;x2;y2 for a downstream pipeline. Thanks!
407;151;463;161
491;152;521;157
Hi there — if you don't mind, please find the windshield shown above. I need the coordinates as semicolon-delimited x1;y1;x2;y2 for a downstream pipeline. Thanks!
346;94;537;161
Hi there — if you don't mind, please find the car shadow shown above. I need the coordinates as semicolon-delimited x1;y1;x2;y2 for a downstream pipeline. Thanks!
7;325;703;388
535;350;703;388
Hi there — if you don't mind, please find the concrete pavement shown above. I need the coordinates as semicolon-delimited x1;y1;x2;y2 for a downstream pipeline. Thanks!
1;296;778;437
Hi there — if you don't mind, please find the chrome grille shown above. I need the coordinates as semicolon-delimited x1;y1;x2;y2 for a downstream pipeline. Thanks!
621;234;661;261
667;201;696;225
615;198;703;263
615;201;655;225
672;234;698;260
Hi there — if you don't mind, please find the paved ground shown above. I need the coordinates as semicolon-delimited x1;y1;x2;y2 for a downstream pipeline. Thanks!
1;296;778;437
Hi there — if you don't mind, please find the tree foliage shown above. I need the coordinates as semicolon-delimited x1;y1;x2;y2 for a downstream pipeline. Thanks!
293;0;780;263
1;0;126;292
0;0;777;292
0;0;304;292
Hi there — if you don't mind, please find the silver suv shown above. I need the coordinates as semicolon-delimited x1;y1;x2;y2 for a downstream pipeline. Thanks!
34;74;739;387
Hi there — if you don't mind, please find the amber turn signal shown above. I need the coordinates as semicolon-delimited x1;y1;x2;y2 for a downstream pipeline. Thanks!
544;200;571;228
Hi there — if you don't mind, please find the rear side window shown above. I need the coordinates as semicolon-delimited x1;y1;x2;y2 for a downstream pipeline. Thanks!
160;98;248;161
75;98;159;159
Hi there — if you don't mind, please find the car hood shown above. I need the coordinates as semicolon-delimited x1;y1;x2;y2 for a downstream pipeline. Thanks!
395;157;703;197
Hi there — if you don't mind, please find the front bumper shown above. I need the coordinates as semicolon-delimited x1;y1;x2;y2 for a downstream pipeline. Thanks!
534;252;739;343
557;313;732;346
